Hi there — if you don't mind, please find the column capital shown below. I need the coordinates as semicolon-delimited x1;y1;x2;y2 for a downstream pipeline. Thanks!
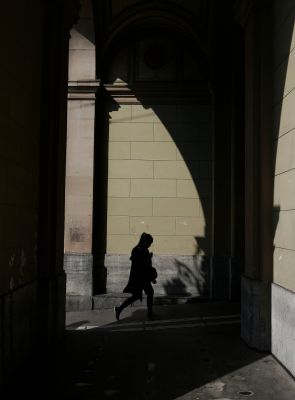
68;80;100;99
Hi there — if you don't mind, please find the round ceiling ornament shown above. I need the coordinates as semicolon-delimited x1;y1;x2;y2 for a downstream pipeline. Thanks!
143;42;167;70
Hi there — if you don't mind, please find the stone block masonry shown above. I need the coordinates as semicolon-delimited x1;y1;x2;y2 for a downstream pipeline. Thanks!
106;103;212;257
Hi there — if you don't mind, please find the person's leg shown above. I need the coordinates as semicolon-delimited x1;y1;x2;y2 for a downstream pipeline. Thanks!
144;283;155;317
115;294;138;320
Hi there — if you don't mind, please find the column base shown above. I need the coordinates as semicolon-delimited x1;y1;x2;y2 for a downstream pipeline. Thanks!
272;282;295;377
66;295;93;311
64;253;93;311
104;254;241;299
241;275;271;351
105;254;210;296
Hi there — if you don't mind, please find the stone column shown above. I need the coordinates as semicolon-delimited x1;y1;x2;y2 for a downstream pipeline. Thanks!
36;0;82;352
235;0;273;350
64;0;97;310
211;2;234;300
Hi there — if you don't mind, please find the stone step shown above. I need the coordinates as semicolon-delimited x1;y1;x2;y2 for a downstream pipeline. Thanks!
92;293;210;309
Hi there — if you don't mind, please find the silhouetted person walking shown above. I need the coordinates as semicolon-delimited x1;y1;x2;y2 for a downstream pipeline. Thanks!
115;233;158;320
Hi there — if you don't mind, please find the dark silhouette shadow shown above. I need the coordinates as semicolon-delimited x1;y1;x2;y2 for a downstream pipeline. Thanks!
163;243;209;297
163;277;189;296
273;206;280;239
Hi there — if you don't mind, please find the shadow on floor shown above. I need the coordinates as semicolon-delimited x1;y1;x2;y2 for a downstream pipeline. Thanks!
59;303;264;399
5;303;295;400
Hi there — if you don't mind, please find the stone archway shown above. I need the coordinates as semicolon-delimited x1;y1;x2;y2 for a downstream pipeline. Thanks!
64;0;245;310
94;28;214;300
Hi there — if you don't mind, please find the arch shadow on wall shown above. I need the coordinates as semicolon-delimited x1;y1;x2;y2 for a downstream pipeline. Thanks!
92;25;222;298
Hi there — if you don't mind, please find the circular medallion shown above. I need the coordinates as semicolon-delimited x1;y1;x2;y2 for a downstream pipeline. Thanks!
144;42;167;70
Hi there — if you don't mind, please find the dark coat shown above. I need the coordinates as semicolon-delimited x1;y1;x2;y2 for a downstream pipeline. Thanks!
123;245;153;300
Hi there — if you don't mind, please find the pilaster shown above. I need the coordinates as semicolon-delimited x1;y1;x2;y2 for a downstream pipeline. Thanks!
64;81;99;310
239;0;273;350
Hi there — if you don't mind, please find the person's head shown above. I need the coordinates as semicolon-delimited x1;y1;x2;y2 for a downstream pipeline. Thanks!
138;232;153;249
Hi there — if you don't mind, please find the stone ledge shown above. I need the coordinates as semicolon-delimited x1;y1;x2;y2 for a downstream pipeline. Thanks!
105;253;210;296
104;254;241;300
93;293;209;309
66;295;93;311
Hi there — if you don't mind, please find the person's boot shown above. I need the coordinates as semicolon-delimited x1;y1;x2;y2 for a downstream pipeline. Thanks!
114;306;121;321
147;312;160;320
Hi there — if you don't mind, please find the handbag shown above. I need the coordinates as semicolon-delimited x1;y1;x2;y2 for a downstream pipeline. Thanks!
149;266;158;282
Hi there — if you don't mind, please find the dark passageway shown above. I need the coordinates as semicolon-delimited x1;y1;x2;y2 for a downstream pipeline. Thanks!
6;302;295;400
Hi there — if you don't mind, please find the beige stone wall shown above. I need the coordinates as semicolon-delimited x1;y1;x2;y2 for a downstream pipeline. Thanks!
273;2;295;292
107;103;212;255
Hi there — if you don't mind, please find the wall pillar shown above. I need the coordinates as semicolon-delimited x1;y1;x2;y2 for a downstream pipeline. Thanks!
36;0;81;354
211;2;236;300
64;0;96;310
64;85;99;310
236;0;273;350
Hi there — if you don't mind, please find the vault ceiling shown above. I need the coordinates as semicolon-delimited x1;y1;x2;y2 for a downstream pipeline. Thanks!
93;0;212;50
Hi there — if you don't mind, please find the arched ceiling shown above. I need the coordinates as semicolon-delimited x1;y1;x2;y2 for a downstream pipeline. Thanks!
92;0;213;56
89;0;237;88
